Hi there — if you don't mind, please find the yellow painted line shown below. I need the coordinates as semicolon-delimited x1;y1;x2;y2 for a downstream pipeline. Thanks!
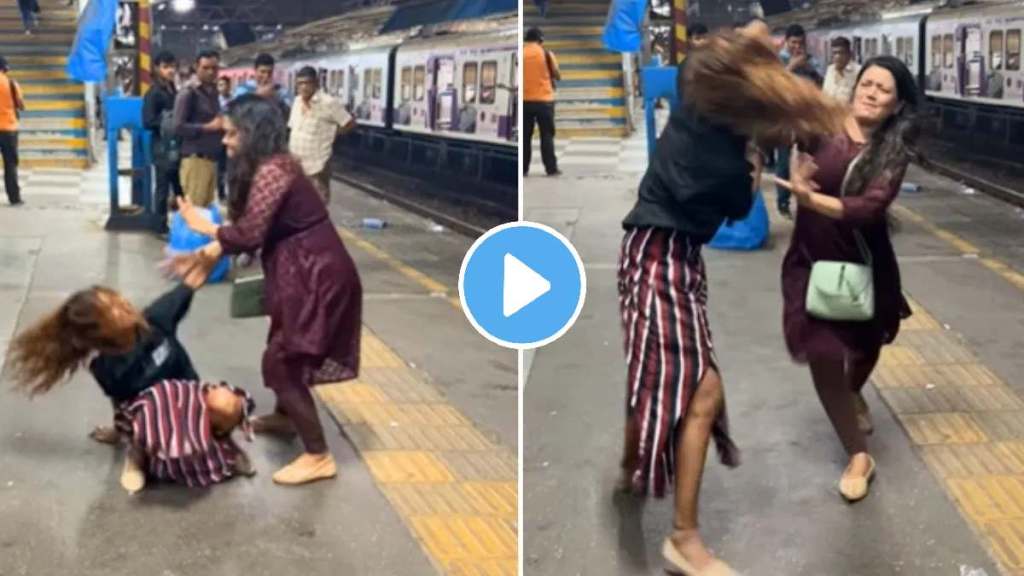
21;118;87;129
892;202;1024;294
9;70;72;80
559;53;621;64
21;84;81;95
338;227;461;311
562;69;622;81
316;328;517;575
5;56;68;65
20;137;87;149
25;101;83;111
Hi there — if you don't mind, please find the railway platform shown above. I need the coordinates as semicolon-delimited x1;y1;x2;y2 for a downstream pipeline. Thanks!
0;169;517;576
523;141;1024;576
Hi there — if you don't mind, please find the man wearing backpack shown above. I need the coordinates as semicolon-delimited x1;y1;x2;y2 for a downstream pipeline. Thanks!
173;50;224;208
523;27;561;177
144;51;182;234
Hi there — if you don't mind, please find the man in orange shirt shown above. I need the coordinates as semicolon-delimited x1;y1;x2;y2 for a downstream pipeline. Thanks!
523;27;561;176
0;56;25;205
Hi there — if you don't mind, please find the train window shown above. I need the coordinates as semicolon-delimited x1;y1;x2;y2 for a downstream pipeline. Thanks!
414;65;425;101
903;37;915;66
480;61;497;105
463;62;478;103
372;68;382;99
400;67;412;102
931;35;941;69
1009;30;1021;71
991;30;1005;70
943;34;954;68
363;69;372;99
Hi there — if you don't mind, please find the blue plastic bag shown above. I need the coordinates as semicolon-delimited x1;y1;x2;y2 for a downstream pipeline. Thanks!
602;0;646;53
66;0;117;82
166;205;230;283
709;191;770;250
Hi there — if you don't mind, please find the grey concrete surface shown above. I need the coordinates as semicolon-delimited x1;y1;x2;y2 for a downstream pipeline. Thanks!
0;177;514;576
522;167;1016;575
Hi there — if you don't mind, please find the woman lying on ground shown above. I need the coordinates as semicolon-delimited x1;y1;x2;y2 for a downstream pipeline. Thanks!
6;279;256;494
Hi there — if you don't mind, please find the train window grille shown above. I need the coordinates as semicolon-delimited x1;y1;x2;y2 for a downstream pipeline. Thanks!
944;34;954;69
401;67;412;102
1008;30;1021;71
463;62;478;104
414;66;426;101
363;69;373;99
991;31;1004;70
480;61;497;105
372;68;383;99
932;35;942;70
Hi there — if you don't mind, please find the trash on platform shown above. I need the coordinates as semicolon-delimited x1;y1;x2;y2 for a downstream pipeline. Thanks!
900;182;922;193
362;218;387;229
428;223;445;233
962;187;977;196
961;566;990;576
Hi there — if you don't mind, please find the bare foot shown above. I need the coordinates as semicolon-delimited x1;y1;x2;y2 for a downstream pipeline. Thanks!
89;425;120;445
251;412;296;437
272;453;337;486
669;528;717;571
120;451;146;494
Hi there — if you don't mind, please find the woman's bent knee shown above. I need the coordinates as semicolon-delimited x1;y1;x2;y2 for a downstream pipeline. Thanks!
689;370;724;420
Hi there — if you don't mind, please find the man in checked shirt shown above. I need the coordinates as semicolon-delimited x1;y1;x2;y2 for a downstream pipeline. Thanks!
289;66;356;204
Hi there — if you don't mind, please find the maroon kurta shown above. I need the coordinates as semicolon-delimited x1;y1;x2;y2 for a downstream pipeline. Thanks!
781;134;911;363
217;155;362;390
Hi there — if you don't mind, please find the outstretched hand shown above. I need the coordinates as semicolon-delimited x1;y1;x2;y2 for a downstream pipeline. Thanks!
177;196;219;237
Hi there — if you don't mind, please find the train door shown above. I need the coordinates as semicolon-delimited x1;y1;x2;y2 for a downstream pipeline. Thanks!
852;36;863;63
960;24;984;97
347;66;358;114
508;49;518;144
433;56;457;131
1007;28;1023;103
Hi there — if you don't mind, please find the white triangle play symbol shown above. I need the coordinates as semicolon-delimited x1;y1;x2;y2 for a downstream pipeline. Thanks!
503;253;551;318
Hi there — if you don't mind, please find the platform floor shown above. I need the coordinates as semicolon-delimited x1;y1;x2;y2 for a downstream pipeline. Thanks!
523;155;1024;575
0;172;517;575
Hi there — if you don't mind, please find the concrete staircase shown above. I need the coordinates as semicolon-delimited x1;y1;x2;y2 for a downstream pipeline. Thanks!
0;0;88;169
524;0;628;138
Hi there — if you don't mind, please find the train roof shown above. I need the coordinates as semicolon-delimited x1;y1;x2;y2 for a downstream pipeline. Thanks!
927;0;1024;21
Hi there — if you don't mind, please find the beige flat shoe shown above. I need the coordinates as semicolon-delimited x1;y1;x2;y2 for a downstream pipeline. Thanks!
839;455;876;502
661;538;738;576
272;454;337;486
120;454;146;494
855;394;874;435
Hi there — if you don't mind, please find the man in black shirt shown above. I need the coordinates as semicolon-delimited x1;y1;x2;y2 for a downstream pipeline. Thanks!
143;51;182;235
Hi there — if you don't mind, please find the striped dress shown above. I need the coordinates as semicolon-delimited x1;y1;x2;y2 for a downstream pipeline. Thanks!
114;380;254;488
618;227;740;498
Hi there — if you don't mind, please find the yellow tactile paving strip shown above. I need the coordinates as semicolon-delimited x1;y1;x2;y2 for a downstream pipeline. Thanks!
316;328;517;576
874;297;1024;574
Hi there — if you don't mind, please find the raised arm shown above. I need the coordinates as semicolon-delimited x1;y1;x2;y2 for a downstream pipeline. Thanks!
216;159;294;254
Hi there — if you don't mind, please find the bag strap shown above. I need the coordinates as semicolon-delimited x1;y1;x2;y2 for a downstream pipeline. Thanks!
839;146;873;267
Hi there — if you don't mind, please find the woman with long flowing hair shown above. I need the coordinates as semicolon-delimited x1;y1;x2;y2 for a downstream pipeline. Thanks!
617;20;845;575
172;94;362;486
778;56;921;502
5;280;255;493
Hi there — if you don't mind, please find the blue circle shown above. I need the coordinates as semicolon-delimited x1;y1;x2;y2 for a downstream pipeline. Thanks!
459;222;586;349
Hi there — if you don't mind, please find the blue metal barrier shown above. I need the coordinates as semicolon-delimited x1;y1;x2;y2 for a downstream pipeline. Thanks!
104;96;161;232
641;65;679;162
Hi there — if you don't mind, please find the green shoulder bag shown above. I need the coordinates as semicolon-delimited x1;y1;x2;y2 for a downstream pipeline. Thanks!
230;274;267;318
804;149;875;322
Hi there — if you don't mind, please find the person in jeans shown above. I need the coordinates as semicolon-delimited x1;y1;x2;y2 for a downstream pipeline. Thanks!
523;27;561;177
143;51;182;233
173;50;224;208
0;56;24;206
776;24;823;218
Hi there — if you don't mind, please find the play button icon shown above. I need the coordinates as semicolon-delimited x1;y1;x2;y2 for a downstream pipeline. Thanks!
503;254;550;317
459;222;586;349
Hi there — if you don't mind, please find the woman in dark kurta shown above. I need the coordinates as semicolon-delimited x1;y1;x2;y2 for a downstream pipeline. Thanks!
175;94;362;487
778;56;921;502
618;23;845;576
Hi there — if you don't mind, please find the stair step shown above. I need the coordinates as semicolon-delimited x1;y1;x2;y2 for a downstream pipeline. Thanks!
560;62;620;71
525;16;607;26
0;6;77;17
524;3;608;14
23;108;86;119
557;106;627;119
557;53;621;65
0;44;70;54
25;101;84;112
21;83;80;95
20;117;86;129
20;127;86;137
24;92;81;101
563;69;621;80
557;116;627;126
9;69;74;80
557;87;625;99
555;125;629;138
0;31;76;43
20;136;87;149
540;25;605;35
545;39;606;50
17;157;89;169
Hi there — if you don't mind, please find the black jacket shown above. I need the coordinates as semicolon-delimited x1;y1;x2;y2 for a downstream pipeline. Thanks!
143;80;176;138
622;62;753;242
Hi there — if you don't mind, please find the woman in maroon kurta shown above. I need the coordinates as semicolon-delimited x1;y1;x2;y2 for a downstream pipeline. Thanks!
778;56;919;502
174;94;362;486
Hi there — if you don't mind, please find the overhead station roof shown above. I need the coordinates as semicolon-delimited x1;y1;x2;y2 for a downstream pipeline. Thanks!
763;0;1005;30
380;0;517;33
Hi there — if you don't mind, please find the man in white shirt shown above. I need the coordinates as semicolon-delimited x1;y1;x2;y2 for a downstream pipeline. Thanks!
823;36;861;103
289;66;356;203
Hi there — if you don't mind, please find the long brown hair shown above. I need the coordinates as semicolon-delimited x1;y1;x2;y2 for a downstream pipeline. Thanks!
6;287;141;397
225;94;291;222
683;31;846;145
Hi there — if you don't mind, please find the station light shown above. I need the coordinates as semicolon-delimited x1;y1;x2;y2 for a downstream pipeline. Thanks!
171;0;195;13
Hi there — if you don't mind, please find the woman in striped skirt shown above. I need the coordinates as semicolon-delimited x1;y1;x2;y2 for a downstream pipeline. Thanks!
5;281;256;493
617;22;845;576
